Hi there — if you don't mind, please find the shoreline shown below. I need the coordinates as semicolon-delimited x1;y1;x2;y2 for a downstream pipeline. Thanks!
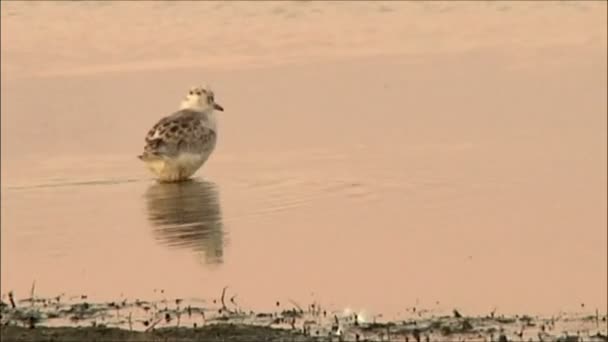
2;295;607;342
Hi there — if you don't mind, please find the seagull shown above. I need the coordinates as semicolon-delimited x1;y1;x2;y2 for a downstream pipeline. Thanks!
138;85;224;182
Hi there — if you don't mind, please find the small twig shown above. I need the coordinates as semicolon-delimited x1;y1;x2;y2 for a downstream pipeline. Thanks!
128;312;132;331
288;299;304;313
220;286;235;314
30;281;36;307
8;292;16;309
220;286;228;311
145;317;162;332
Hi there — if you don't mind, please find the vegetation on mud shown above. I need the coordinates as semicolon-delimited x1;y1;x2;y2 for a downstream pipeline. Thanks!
1;290;607;342
1;325;321;342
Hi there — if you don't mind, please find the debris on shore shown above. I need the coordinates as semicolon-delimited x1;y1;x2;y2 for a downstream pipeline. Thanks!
1;291;606;342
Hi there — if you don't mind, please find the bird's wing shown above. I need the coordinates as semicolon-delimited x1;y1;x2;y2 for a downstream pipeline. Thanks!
139;110;216;160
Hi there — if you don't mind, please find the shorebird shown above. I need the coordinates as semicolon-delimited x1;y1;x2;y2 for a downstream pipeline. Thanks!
138;85;224;182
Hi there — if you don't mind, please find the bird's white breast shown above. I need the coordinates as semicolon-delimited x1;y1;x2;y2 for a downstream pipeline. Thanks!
145;149;214;182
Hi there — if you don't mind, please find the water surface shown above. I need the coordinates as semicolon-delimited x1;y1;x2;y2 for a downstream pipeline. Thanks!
1;1;607;318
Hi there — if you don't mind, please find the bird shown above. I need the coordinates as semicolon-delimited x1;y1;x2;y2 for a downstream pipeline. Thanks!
138;85;224;182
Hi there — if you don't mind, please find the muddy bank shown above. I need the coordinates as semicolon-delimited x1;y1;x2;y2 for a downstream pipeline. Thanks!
1;293;606;342
2;317;607;342
0;325;319;342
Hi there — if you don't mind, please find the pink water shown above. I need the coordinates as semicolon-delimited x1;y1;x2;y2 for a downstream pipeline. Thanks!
1;1;607;318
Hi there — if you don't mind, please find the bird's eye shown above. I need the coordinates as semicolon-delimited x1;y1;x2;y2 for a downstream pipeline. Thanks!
189;91;194;95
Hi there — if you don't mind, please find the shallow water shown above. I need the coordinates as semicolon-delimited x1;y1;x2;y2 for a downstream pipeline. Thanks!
1;1;607;319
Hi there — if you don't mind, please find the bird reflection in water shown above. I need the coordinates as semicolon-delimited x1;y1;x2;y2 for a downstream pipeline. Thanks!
145;180;225;265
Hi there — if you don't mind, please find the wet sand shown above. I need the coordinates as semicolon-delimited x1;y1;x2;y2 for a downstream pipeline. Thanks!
1;0;607;328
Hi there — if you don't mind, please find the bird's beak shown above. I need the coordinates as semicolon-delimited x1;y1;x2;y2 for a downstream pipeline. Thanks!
213;103;224;111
